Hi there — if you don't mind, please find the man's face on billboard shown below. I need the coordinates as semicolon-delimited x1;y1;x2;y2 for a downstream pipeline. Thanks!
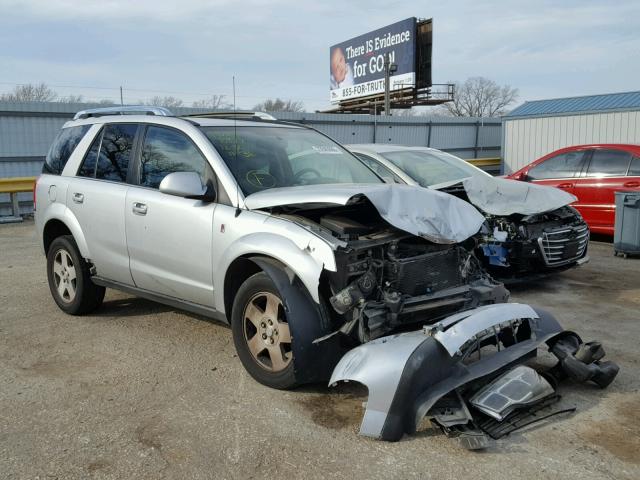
331;48;347;83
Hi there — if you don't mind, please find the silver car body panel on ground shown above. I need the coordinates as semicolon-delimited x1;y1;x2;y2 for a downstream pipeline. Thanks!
244;183;486;244
329;303;541;438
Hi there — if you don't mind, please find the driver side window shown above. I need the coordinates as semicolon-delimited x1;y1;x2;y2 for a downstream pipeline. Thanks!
139;126;210;189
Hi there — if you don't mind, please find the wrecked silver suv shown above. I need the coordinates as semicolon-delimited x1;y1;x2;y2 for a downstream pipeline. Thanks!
34;107;506;390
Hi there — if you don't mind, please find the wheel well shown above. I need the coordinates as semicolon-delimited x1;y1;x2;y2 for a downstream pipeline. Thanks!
223;256;263;321
43;219;72;254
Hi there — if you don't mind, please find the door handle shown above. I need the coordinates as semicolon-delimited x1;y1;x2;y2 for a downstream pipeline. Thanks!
623;181;640;188
132;202;148;215
557;183;573;189
72;192;84;204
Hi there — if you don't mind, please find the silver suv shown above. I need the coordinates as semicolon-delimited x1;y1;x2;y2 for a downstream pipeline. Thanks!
35;106;507;389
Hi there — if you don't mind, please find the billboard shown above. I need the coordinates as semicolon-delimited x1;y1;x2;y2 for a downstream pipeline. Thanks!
329;18;416;103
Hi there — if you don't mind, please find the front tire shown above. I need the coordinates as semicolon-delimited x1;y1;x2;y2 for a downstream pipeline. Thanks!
231;272;297;389
46;235;105;315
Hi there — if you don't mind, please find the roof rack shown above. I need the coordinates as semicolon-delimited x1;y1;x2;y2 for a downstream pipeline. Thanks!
183;111;277;121
73;105;174;120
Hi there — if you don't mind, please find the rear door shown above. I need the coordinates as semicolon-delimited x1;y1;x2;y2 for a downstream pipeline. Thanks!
526;149;588;196
573;148;633;233
67;123;139;285
124;124;217;307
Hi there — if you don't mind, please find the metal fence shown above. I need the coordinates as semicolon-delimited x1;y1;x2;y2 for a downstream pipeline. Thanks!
0;101;501;215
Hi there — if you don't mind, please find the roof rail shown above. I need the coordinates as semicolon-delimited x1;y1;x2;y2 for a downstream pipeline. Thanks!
183;111;277;121
73;105;174;120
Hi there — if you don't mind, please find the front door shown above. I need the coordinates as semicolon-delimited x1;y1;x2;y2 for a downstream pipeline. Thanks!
125;124;217;307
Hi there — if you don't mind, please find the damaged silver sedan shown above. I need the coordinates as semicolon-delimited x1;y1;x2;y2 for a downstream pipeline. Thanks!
348;145;590;281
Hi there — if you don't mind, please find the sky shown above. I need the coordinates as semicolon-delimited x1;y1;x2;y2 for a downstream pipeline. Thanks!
0;0;638;112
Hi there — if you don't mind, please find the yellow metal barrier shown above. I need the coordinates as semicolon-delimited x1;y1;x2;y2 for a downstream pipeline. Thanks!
467;157;501;168
0;176;36;222
0;176;36;194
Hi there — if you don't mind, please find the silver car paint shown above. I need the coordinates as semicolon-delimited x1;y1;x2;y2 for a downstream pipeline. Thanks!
329;303;541;439
244;183;486;244
36;115;337;317
429;303;539;356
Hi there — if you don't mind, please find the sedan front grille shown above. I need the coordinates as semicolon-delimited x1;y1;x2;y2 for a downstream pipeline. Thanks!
537;224;589;267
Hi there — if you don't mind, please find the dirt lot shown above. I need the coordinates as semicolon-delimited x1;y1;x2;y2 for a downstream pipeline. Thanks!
1;220;639;479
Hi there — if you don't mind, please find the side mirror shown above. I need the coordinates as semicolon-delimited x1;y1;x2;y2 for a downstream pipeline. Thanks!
159;172;216;202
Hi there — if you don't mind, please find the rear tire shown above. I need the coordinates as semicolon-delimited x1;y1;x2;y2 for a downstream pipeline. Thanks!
46;235;105;315
231;272;297;389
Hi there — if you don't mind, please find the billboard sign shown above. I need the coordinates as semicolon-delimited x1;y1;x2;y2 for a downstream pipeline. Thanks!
329;18;416;103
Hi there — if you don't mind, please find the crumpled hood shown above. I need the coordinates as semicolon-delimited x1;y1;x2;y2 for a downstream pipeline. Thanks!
461;175;577;216
244;184;485;244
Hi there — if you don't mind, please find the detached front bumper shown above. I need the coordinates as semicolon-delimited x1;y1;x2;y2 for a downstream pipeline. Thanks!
329;303;618;444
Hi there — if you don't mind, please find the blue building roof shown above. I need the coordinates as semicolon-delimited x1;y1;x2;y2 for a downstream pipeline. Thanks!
505;91;640;118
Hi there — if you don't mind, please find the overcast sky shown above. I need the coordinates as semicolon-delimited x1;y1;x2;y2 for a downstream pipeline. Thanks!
0;0;638;111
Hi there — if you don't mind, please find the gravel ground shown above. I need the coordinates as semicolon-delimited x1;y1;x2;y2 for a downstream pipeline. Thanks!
1;220;639;479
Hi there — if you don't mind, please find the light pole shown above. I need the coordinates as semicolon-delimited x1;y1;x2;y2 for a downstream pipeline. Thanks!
383;53;397;116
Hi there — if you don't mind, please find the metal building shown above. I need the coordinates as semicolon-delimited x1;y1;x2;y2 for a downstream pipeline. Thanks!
502;91;640;174
0;101;502;216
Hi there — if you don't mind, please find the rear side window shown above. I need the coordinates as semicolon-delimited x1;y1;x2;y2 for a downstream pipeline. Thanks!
139;126;209;189
586;149;632;177
629;157;640;176
95;124;138;182
528;151;585;180
42;125;91;175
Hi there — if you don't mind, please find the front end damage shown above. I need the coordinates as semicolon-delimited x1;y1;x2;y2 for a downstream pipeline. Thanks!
329;303;619;448
479;206;590;277
440;178;590;279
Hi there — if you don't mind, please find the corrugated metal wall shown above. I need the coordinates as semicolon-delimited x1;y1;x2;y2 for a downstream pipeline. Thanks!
0;102;501;215
502;110;640;174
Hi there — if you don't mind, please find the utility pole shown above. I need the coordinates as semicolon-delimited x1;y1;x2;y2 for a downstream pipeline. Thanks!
383;53;397;116
120;86;124;106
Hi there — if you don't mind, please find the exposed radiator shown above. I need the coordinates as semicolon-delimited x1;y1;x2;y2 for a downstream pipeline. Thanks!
385;248;464;296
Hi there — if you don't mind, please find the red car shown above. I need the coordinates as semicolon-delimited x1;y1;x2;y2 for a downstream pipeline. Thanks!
507;144;640;235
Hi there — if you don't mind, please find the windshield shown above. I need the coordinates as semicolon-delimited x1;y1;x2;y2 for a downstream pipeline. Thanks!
201;126;381;194
381;149;490;188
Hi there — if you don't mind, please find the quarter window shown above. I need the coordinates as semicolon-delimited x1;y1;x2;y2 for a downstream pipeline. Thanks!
139;126;209;189
42;125;91;175
586;149;632;177
528;151;585;180
95;124;138;182
77;128;103;177
629;157;640;176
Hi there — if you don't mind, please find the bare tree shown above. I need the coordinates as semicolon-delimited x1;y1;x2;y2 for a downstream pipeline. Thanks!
146;96;184;109
192;95;230;109
441;77;518;117
253;98;304;112
58;94;84;103
0;82;58;102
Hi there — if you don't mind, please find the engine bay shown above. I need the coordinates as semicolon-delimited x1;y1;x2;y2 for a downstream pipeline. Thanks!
274;199;508;342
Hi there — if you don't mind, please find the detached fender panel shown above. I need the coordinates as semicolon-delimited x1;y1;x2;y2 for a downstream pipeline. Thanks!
330;304;565;441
